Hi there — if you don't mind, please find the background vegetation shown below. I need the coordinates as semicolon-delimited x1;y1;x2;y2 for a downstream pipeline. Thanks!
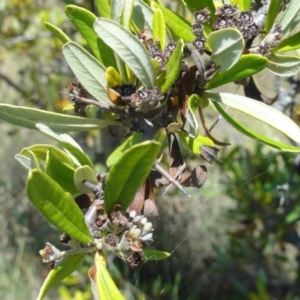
1;0;300;299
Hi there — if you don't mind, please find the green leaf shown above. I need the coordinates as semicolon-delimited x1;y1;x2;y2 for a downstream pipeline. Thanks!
27;169;93;243
44;22;70;44
153;7;166;49
74;165;98;194
186;94;200;138
267;54;300;76
160;39;184;93
111;0;124;22
37;254;85;300
94;18;156;88
132;0;154;33
206;92;300;144
95;0;111;18
121;0;134;30
0;104;117;132
95;252;125;300
182;0;215;15
206;54;268;90
212;101;300;152
178;132;214;154
106;132;142;168
207;28;244;71
45;150;78;195
230;0;252;11
275;31;300;52
104;141;161;214
15;154;32;170
62;41;111;105
105;66;123;87
151;2;195;42
278;0;300;37
143;249;171;261
36;123;94;168
264;0;283;32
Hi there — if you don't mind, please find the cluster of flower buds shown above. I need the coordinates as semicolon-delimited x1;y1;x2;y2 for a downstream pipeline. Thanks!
94;208;154;268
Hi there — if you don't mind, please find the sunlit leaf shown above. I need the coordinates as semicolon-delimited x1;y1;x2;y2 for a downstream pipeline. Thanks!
104;141;161;214
207;28;244;71
230;0;252;11
62;41;111;105
121;0;134;30
264;0;283;32
206;54;268;90
278;0;300;37
178;132;214;154
106;132;142;168
160;39;184;93
36;123;94;168
37;254;85;300
95;0;111;18
212;101;300;152
0;104;118;132
27;170;93;243
105;66;123;88
95;252;125;300
267;54;300;76
94;18;155;88
153;7;166;49
207;92;300;144
44;22;70;44
74;165;98;194
151;2;195;42
111;0;124;22
275;31;300;52
143;249;171;260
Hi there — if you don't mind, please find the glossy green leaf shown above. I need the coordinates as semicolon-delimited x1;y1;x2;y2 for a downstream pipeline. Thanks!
153;7;166;49
74;165;98;194
95;0;111;18
160;39;184;93
151;2;195;42
104;141;161;214
62;41;111;105
278;0;300;36
178;132;214;154
182;0;215;15
267;54;300;76
212;101;300;152
106;132;142;168
37;254;85;300
206;92;300;144
206;54;268;90
94;18;155;88
230;0;252;11
275;31;300;52
207;28;244;71
45;150;78;194
44;22;70;44
36;124;94;168
264;0;283;32
0;104;117;132
95;252;125;300
27;169;93;243
186;94;200;138
121;0;134;30
143;249;171;261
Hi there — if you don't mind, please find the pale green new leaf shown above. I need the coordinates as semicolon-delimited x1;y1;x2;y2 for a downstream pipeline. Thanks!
0;104;117;132
95;0;111;18
144;249;171;261
94;18;155;88
207;28;244;71
153;7;166;49
74;165;99;194
267;54;300;76
27;170;93;243
178;132;214;154
213;102;300;152
44;22;70;44
230;0;252;11
160;39;184;93
121;0;134;30
62;41;111;105
37;254;85;300
206;92;300;144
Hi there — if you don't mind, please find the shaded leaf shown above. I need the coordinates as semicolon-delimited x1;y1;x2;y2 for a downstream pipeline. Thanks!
207;28;244;71
0;104;118;132
62;41;111;105
267;54;300;76
104;141;161;214
95;252;125;300
37;254;85;300
186;94;200;138
44;22;70;44
213;101;300;152
278;0;300;37
94;18;155;88
15;154;32;170
143;249;171;261
27;169;93;243
183;0;215;15
206;54;268;90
